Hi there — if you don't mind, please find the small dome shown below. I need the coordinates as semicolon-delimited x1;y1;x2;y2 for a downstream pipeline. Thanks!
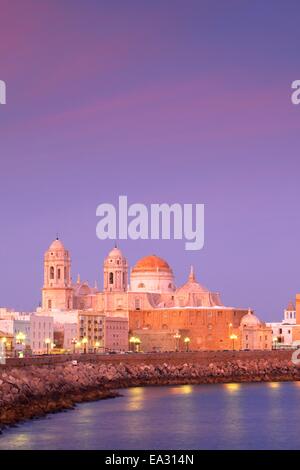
241;310;261;327
48;238;65;252
132;255;172;273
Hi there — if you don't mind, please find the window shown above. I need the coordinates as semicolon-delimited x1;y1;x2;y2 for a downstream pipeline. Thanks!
138;283;145;288
135;298;141;310
48;299;52;309
50;267;54;280
109;272;114;284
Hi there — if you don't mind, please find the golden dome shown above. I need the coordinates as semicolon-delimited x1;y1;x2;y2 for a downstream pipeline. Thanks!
132;255;172;273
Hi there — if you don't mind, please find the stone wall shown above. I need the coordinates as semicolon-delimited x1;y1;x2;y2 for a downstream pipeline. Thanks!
0;350;299;429
0;349;295;368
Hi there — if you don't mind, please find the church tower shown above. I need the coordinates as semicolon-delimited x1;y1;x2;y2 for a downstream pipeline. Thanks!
103;246;128;292
42;237;73;311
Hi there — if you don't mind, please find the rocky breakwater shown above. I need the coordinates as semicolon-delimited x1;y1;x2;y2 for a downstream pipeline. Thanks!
1;354;300;429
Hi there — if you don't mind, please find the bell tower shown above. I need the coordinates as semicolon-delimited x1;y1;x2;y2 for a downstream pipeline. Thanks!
103;246;128;292
42;237;73;311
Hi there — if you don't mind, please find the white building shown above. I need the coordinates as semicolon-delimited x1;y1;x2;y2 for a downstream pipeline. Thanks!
0;313;54;355
267;301;297;347
0;318;31;352
30;314;54;354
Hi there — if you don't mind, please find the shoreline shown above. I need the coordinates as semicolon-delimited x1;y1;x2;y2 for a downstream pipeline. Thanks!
1;351;300;431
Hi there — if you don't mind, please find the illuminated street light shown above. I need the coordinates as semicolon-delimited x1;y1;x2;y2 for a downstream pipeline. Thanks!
173;332;181;352
45;337;51;355
75;340;82;354
230;333;238;351
94;341;101;353
16;332;26;344
184;337;190;352
129;336;136;352
134;337;141;353
71;337;77;354
15;332;26;358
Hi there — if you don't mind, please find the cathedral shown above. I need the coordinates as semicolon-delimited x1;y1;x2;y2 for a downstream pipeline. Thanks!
41;238;272;352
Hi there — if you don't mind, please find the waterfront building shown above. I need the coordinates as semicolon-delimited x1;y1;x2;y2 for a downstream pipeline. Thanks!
105;316;128;352
30;315;54;355
77;310;128;352
241;310;272;350
39;237;271;352
0;330;14;356
267;301;298;348
0;318;30;351
0;314;54;355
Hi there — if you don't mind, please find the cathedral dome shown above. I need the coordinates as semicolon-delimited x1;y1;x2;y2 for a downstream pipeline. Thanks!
131;255;175;293
48;238;65;252
132;255;172;273
241;310;261;327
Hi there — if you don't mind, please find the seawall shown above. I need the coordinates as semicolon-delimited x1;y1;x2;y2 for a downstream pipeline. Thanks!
0;350;299;429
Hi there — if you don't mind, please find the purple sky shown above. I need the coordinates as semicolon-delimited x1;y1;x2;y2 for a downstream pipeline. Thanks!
1;0;300;320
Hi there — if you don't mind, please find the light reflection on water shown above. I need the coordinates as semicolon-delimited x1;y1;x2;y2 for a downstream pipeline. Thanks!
1;382;300;450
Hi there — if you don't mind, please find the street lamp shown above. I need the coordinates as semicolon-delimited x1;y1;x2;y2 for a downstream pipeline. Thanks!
94;341;100;353
16;332;25;344
45;338;51;355
229;333;238;351
184;337;190;352
15;332;26;357
82;337;88;354
174;332;181;352
71;337;77;354
129;336;136;352
134;337;141;353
